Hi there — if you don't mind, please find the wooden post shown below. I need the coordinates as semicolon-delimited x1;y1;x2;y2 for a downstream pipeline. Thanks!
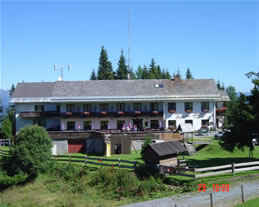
210;193;213;207
241;185;245;203
194;168;196;180
100;158;103;168
84;155;88;167
118;158;121;169
232;162;235;176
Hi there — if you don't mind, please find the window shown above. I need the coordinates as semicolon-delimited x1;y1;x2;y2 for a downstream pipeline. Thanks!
201;102;209;112
66;104;75;112
84;121;92;130
35;105;44;112
33;119;46;127
184;102;193;111
67;121;75;130
155;83;164;88
185;120;193;125
151;103;158;111
168;120;176;129
168;103;176;111
83;104;92;112
100;121;108;130
100;104;108;112
117;120;125;130
117;103;125;112
202;120;209;126
133;103;141;111
150;120;159;129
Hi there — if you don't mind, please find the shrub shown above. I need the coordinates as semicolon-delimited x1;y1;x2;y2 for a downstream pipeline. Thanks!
141;135;152;159
7;125;52;178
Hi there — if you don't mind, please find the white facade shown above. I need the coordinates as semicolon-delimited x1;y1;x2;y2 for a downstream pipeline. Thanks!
15;100;216;132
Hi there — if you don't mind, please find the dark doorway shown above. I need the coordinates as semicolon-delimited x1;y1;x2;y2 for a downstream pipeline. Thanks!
133;119;143;131
114;144;122;154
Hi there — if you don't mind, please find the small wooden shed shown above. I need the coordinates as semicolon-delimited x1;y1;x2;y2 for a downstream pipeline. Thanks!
177;123;194;142
142;141;187;166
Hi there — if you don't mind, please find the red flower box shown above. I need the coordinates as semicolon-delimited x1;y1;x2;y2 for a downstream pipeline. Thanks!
100;111;107;115
168;110;176;113
82;112;90;115
202;109;209;113
152;110;159;115
185;110;192;113
66;112;72;115
117;111;124;115
134;111;141;115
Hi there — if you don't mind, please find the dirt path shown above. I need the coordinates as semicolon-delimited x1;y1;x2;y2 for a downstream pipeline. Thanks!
124;176;259;207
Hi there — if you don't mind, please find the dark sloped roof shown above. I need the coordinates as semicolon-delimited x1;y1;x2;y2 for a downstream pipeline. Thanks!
148;141;187;157
12;79;220;98
12;82;55;98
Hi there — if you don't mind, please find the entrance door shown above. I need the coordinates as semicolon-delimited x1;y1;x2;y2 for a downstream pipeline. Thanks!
133;119;143;131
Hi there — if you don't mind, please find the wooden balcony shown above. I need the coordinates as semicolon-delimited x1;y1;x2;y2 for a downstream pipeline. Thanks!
21;111;164;118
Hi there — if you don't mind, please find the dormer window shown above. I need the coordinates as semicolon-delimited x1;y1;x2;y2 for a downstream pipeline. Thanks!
155;83;164;88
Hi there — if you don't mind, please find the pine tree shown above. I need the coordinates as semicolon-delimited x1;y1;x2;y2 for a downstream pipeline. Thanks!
165;69;171;79
142;65;149;79
156;65;162;79
135;65;143;79
148;58;157;79
90;69;97;80
217;80;225;90
9;84;15;97
185;68;193;79
97;46;114;80
116;50;128;80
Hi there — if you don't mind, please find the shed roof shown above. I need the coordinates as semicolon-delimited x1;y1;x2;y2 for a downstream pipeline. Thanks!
148;140;187;157
178;123;193;133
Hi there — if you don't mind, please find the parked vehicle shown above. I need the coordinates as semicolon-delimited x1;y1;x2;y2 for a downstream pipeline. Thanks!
214;129;231;140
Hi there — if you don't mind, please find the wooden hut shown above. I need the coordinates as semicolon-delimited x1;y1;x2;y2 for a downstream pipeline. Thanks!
142;140;187;166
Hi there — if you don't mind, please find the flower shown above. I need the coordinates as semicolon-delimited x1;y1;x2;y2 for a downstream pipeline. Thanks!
168;110;176;113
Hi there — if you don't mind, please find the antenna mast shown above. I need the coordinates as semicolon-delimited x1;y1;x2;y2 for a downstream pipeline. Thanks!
128;8;131;79
54;64;71;81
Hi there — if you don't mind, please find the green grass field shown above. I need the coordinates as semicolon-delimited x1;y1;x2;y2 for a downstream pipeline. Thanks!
1;139;259;207
235;196;259;207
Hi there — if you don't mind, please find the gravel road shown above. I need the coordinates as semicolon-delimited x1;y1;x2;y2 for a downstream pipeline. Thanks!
124;178;259;207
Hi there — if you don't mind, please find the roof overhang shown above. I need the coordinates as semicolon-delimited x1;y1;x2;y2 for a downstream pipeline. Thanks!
10;94;221;103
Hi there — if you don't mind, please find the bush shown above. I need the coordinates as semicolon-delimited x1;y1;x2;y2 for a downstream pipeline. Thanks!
7;125;52;178
141;135;152;158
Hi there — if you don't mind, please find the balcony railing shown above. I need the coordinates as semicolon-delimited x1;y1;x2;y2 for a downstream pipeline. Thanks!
21;111;164;118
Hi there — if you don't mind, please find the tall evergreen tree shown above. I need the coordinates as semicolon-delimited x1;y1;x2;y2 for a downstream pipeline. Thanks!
220;72;259;157
135;65;143;79
148;58;157;79
9;84;15;97
142;65;149;79
165;69;171;79
156;65;162;79
116;50;128;80
185;68;193;79
217;80;225;90
90;69;97;80
97;46;114;80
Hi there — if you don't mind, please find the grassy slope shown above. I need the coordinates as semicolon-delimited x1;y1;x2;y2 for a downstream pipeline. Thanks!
235;196;259;207
184;140;259;168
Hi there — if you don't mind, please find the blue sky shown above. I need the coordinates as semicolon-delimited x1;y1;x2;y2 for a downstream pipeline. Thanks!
1;0;259;92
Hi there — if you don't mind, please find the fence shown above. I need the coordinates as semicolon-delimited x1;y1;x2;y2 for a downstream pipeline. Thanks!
51;155;138;170
0;139;11;147
162;160;259;179
0;149;10;156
